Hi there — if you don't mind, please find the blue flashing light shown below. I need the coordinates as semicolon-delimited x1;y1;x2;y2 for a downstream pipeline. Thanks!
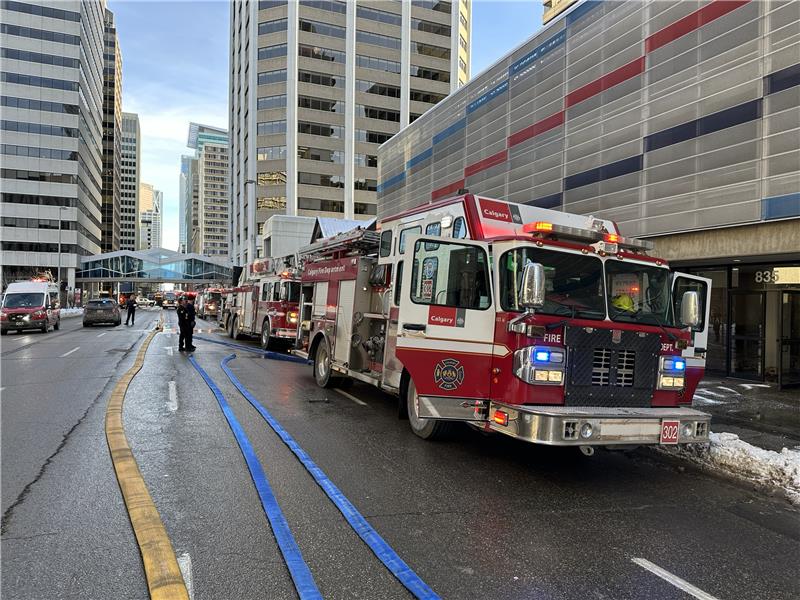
535;350;550;362
674;359;686;371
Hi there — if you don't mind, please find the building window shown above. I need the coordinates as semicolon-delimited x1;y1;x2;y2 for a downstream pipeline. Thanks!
411;65;450;83
259;0;287;9
298;43;346;63
411;18;451;37
356;5;401;26
1;144;78;161
298;147;346;163
298;70;345;88
1;48;79;69
356;80;401;98
1;23;80;45
1;120;79;138
258;44;287;60
298;121;345;138
299;0;347;14
2;1;80;22
257;145;287;160
356;30;401;50
298;96;345;113
356;55;401;74
257;94;287;110
356;105;401;123
298;198;344;213
410;90;447;104
353;178;377;191
298;172;345;188
411;0;452;14
355;202;377;215
1;72;78;92
257;196;287;210
459;34;468;51
355;130;392;144
1;169;78;184
412;41;451;60
1;96;79;114
299;18;346;39
354;153;378;167
257;120;287;135
258;18;288;35
459;12;468;28
258;69;286;85
459;57;467;72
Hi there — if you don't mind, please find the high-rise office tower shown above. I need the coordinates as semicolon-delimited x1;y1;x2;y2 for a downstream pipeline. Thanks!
229;0;470;265
120;112;141;251
186;123;229;256
101;7;122;253
1;0;106;290
138;182;162;250
179;155;192;253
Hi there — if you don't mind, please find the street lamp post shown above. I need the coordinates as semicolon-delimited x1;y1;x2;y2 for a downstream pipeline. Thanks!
57;206;68;305
244;179;257;261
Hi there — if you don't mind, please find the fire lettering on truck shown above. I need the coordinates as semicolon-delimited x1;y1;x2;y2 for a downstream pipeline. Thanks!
543;332;561;343
434;359;464;391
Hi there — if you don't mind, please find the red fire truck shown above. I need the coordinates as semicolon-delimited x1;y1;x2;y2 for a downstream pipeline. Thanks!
227;257;301;350
294;194;712;452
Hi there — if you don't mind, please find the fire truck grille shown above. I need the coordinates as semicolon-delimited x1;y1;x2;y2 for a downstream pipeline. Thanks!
565;327;660;408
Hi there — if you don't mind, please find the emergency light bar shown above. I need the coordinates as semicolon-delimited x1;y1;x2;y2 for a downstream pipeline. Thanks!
521;221;654;251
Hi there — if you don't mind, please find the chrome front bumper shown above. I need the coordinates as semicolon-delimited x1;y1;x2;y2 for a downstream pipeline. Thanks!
488;403;711;446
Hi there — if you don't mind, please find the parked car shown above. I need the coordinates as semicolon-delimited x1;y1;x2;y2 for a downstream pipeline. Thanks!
136;296;155;307
83;298;121;327
1;281;60;334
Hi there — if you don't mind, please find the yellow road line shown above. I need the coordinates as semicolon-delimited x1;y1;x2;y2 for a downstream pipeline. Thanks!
105;318;189;600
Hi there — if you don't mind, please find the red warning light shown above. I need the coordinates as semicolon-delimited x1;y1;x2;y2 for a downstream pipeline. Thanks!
604;233;620;243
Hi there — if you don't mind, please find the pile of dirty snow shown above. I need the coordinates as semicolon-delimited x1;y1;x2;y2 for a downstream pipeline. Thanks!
662;432;800;504
60;308;84;318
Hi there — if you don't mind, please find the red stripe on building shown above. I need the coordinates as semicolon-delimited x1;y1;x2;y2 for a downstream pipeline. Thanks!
646;0;750;53
507;111;565;148
431;179;465;200
464;150;508;178
565;57;646;108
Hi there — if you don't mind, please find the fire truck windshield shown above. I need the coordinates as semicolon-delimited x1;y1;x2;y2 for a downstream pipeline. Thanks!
500;248;605;320
606;261;674;327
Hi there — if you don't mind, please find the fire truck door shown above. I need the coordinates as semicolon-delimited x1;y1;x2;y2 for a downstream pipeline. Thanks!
397;235;495;417
672;273;712;366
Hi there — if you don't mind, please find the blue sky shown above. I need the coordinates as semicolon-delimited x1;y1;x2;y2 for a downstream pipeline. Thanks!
110;0;543;251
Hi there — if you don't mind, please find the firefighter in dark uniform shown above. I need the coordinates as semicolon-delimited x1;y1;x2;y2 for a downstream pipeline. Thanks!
177;297;196;352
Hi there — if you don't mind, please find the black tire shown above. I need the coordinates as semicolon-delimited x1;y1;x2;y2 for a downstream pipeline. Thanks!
260;319;275;350
313;337;335;388
41;323;48;333
1;330;7;336
231;316;244;341
406;376;454;440
83;322;88;327
116;319;121;326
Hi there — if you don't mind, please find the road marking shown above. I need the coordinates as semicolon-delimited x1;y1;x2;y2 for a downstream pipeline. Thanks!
717;386;738;394
632;558;719;600
165;346;174;356
334;387;368;406
697;389;725;397
693;396;723;405
177;552;194;600
106;325;189;600
60;346;80;357
97;332;108;337
167;381;178;412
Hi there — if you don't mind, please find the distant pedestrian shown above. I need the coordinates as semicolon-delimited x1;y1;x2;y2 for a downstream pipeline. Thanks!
124;295;137;326
185;295;197;351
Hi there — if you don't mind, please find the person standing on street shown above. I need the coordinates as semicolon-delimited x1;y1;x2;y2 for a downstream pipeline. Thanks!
185;295;197;351
124;295;137;326
177;297;189;351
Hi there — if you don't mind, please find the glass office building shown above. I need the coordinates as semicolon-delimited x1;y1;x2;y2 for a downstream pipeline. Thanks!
378;0;799;386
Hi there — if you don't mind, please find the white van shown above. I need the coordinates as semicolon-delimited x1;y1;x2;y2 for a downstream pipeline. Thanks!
1;281;61;334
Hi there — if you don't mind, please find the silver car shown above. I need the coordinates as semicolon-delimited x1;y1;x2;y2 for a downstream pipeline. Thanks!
83;298;121;327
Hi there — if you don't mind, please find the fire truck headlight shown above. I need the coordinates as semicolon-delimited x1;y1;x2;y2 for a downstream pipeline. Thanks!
580;422;593;439
513;346;565;386
682;422;694;438
288;311;298;324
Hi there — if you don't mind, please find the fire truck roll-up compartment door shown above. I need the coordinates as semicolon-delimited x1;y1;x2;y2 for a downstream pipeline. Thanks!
397;235;495;421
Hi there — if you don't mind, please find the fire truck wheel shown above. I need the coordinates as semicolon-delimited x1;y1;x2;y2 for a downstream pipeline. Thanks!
232;317;244;341
313;338;336;388
406;377;454;440
260;319;274;350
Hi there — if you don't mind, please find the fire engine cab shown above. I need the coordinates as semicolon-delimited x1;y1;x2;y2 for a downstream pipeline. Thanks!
295;194;712;451
227;256;301;350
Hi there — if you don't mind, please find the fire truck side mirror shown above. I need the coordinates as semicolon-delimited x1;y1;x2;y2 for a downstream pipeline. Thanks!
520;263;545;310
680;290;701;328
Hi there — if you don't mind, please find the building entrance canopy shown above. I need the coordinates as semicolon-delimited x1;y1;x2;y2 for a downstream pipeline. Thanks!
76;247;232;284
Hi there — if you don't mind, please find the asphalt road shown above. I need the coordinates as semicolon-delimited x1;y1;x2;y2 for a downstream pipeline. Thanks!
2;308;799;599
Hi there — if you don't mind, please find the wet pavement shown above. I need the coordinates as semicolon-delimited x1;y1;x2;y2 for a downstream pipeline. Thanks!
2;309;799;599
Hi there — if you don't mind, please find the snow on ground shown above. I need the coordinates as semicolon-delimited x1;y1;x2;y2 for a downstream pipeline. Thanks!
661;432;800;505
60;308;84;318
